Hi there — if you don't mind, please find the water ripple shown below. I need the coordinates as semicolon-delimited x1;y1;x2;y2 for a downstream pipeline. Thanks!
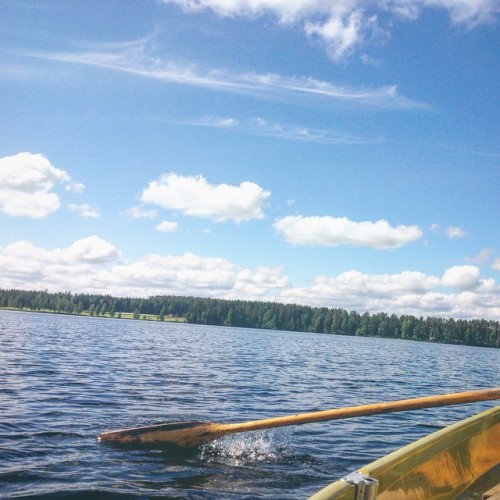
0;310;498;498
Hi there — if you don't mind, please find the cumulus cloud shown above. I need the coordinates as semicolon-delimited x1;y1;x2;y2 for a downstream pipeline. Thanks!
161;0;498;59
234;266;290;296
465;248;494;265
66;236;121;263
441;265;481;290
446;225;466;238
305;8;366;60
0;152;71;218
165;0;498;23
122;205;159;219
140;173;271;222
0;238;498;319
68;203;101;218
426;0;498;25
1;236;119;267
283;270;440;302
274;215;422;249
65;181;86;193
278;272;410;311
430;223;468;239
278;266;499;319
0;238;288;299
155;220;179;232
0;237;120;293
493;258;500;271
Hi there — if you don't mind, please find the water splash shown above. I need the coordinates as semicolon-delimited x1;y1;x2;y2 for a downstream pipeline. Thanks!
200;427;294;465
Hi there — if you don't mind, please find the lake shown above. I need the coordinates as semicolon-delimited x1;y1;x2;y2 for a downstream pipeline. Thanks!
1;310;499;498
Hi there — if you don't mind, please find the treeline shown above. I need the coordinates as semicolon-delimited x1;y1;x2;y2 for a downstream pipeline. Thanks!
0;288;498;348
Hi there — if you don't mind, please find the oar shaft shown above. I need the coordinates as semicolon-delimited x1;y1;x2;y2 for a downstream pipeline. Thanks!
98;388;500;448
219;388;500;435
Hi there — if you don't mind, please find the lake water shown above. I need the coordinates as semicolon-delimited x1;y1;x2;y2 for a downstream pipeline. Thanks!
1;310;499;499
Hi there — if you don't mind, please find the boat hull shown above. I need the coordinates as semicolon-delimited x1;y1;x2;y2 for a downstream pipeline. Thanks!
310;406;500;500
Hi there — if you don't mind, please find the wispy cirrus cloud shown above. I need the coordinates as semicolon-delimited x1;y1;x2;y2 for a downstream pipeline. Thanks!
169;115;381;145
24;37;429;110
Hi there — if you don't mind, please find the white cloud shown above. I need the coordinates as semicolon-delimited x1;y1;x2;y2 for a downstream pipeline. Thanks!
234;266;291;296
0;236;119;269
65;181;86;193
195;116;239;127
0;238;498;319
30;42;428;110
274;215;422;249
122;205;159;219
493;258;500;271
278;270;437;311
0;238;287;299
424;0;498;25
174;115;380;144
465;248;494;265
248;117;379;144
278;266;499;319
161;0;498;60
305;8;365;60
296;270;440;299
68;203;100;218
441;265;481;290
140;173;271;222
360;53;382;66
430;223;468;239
0;152;71;218
155;220;179;232
165;0;498;23
66;236;121;263
446;225;466;238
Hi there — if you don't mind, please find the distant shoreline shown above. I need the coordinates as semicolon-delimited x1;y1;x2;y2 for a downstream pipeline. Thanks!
1;288;498;349
0;306;186;323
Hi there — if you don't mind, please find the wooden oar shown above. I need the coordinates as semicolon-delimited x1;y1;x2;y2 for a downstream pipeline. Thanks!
97;388;500;448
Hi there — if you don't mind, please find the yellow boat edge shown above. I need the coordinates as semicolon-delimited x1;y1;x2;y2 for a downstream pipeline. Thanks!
309;405;500;500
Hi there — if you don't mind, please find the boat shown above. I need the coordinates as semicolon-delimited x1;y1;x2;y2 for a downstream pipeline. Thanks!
309;405;499;500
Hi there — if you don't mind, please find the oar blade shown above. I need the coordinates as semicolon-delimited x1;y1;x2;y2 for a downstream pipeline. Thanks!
97;421;222;449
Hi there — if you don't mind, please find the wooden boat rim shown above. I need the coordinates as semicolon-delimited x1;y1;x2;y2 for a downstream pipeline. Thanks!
309;405;500;499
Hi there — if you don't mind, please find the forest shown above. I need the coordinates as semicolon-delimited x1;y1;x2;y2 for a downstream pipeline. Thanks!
0;288;498;348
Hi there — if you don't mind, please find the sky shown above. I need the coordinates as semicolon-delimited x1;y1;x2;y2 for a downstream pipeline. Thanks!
0;0;499;320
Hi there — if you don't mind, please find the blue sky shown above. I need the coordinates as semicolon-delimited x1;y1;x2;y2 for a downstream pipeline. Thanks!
0;0;499;319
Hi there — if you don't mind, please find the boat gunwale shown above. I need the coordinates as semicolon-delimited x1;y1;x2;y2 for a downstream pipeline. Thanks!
309;405;500;500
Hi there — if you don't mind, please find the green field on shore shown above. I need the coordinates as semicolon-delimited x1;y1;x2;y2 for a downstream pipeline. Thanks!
0;306;186;323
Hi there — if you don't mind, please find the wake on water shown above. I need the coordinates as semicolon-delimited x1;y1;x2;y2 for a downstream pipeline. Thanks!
199;427;295;465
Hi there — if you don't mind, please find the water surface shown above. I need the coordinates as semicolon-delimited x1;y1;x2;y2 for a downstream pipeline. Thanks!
1;310;498;498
